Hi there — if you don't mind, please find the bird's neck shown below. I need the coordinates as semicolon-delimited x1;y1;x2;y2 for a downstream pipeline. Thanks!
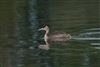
44;29;49;45
44;29;49;40
45;28;49;35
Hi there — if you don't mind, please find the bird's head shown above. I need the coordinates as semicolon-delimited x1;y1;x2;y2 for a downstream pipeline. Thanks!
38;25;49;31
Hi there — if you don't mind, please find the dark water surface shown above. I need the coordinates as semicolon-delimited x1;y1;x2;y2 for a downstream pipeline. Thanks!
0;0;100;67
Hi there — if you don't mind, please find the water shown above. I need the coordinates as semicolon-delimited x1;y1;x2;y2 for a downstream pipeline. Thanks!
0;0;100;67
41;0;100;67
72;30;100;40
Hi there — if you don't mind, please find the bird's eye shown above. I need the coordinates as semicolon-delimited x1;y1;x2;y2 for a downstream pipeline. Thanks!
42;24;46;27
42;24;49;28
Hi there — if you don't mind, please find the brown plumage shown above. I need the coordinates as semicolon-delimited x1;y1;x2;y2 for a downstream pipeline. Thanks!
38;25;71;50
49;32;71;42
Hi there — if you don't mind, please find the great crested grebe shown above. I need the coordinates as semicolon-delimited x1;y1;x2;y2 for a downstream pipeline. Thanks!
38;25;71;50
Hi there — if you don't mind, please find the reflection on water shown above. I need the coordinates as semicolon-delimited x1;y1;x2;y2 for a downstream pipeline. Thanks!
73;37;100;40
91;43;100;45
84;28;100;31
79;32;100;35
73;32;100;40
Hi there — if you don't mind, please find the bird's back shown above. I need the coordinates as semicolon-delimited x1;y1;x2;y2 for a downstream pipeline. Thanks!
48;32;71;42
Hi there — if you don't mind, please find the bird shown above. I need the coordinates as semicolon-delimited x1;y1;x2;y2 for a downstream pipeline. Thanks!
38;25;71;50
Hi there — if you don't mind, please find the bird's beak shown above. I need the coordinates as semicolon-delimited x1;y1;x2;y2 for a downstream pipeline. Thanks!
38;28;43;31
